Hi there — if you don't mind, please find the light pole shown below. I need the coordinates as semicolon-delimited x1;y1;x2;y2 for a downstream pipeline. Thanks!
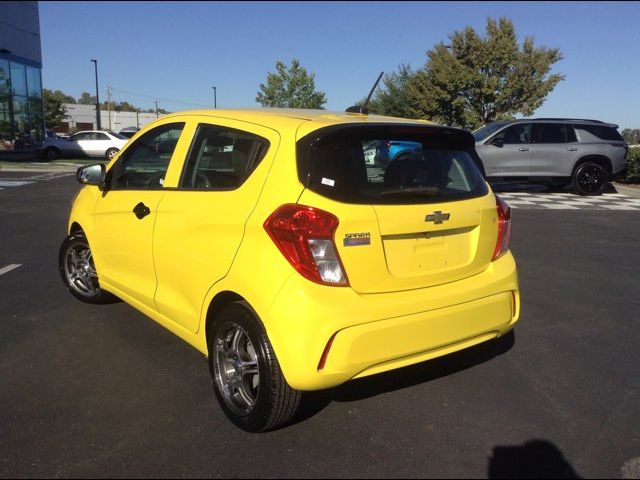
212;86;217;109
90;59;101;130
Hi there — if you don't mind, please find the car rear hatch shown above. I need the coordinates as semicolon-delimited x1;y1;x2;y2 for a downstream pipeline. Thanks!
296;124;498;294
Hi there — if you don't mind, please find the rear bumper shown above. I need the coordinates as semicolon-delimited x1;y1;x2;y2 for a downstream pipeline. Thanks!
611;166;627;181
265;253;519;391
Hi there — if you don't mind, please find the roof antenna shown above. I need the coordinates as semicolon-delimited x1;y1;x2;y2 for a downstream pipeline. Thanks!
345;71;384;115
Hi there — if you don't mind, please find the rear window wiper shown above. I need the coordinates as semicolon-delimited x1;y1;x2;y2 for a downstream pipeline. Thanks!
380;186;440;196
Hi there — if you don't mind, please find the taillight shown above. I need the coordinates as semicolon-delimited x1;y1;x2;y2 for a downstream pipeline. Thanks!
492;195;511;261
264;204;349;286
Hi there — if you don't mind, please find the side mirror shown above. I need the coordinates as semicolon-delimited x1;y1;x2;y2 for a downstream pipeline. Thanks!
490;137;504;148
76;164;105;186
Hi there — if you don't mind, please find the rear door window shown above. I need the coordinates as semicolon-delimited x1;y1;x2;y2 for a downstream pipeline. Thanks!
534;123;567;144
179;124;269;190
297;125;488;205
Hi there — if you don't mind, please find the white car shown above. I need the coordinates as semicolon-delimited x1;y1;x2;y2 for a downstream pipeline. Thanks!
39;130;129;161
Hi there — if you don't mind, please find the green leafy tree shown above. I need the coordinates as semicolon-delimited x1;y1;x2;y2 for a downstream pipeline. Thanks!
621;129;640;145
408;17;564;129
43;89;73;128
78;91;97;105
114;100;139;112
256;59;327;109
101;100;139;112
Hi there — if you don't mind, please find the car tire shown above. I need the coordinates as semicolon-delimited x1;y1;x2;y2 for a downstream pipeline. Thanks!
44;146;61;161
105;148;119;161
58;232;118;304
208;301;302;432
572;162;607;196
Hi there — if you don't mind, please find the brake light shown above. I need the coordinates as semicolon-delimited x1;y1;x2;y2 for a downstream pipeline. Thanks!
492;195;511;261
264;204;349;286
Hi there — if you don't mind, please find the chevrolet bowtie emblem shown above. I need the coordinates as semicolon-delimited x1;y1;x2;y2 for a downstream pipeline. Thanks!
425;211;450;224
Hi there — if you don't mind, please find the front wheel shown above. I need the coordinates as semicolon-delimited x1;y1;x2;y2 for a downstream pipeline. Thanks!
208;301;301;432
572;162;607;196
105;148;119;161
44;146;61;161
58;232;117;304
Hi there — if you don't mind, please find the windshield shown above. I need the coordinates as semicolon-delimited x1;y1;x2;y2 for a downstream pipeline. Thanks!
110;132;128;140
297;125;488;205
472;122;508;142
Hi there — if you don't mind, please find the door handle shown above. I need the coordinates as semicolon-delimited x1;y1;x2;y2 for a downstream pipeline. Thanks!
133;202;151;219
567;147;578;151
518;147;529;152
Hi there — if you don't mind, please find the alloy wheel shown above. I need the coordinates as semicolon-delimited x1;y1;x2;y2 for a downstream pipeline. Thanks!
63;242;99;297
577;165;605;194
212;323;260;416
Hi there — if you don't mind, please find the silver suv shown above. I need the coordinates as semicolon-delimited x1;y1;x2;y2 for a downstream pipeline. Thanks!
474;119;628;195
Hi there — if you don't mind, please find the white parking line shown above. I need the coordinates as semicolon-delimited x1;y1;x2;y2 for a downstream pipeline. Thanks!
0;180;35;187
0;264;22;276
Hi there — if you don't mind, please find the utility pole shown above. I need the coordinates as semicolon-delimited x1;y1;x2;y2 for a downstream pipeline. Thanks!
106;86;112;131
90;59;101;130
136;110;139;129
155;100;159;118
212;86;217;108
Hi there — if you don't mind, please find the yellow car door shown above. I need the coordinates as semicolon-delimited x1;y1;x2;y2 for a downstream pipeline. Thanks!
92;121;189;310
152;118;280;333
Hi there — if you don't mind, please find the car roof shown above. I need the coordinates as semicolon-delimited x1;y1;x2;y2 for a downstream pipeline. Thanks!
492;118;619;128
158;108;441;138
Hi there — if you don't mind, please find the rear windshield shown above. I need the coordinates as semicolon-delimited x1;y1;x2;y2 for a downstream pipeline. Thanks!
297;125;488;205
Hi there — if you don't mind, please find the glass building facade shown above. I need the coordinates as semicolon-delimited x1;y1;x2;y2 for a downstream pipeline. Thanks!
0;57;44;152
1;1;44;153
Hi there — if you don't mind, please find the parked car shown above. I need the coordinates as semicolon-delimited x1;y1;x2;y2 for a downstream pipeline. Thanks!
118;127;140;139
363;140;423;166
473;118;628;195
39;130;129;161
59;109;519;432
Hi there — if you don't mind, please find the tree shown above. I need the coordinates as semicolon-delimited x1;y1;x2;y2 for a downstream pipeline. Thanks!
78;91;97;105
408;17;564;129
114;101;138;112
621;129;640;145
43;89;72;128
256;59;327;109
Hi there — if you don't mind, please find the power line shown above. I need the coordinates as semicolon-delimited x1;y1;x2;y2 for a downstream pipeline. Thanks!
108;86;210;108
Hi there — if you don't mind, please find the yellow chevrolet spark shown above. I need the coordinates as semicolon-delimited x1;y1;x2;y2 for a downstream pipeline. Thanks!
59;109;519;432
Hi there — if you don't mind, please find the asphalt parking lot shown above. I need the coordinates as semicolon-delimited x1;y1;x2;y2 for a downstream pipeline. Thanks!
1;171;639;478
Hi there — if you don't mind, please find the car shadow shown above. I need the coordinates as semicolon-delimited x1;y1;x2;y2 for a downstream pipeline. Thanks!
488;439;581;478
290;330;515;426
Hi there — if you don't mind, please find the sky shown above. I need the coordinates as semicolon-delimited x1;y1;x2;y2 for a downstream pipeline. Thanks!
39;1;640;129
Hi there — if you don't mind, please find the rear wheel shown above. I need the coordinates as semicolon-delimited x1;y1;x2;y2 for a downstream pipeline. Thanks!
58;232;117;304
208;301;301;432
572;162;607;195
